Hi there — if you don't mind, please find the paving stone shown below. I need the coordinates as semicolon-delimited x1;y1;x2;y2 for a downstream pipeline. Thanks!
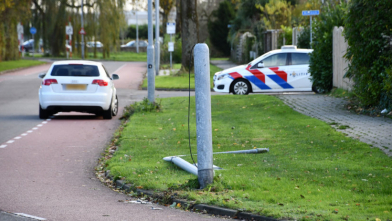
276;94;392;157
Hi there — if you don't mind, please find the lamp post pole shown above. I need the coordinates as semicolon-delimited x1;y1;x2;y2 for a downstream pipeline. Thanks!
147;0;155;102
81;0;85;59
155;0;160;76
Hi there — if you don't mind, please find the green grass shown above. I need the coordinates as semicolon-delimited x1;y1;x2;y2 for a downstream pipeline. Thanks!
329;88;355;99
104;95;392;220
24;51;147;62
160;63;182;70
142;64;221;89
211;57;230;61
0;59;47;72
84;51;147;62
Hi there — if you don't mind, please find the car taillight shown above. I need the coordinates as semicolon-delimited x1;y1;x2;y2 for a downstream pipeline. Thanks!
43;79;58;85
92;79;108;86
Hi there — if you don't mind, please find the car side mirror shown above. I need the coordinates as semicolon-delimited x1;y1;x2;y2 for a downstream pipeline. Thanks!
257;62;264;68
38;72;46;78
112;74;119;80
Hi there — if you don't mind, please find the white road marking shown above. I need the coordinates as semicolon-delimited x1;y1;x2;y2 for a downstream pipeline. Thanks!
14;213;47;220
1;117;53;149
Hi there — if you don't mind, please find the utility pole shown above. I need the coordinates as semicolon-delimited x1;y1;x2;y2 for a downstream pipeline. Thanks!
194;43;214;189
136;12;139;53
147;0;155;102
81;0;85;59
155;0;160;76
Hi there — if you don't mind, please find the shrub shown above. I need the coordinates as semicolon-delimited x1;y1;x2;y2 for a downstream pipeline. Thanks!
308;3;347;93
345;0;392;109
297;26;310;49
207;0;235;56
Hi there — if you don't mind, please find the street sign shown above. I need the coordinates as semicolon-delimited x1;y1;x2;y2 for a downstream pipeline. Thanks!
168;42;174;52
66;26;73;35
17;23;23;34
79;28;86;35
30;27;36;35
302;10;320;49
166;23;175;34
302;10;320;16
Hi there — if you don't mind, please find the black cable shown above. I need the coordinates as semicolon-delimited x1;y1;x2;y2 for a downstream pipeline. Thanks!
188;44;197;168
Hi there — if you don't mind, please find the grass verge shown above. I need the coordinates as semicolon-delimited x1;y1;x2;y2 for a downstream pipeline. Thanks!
23;51;147;62
0;59;47;72
142;64;221;90
102;95;392;220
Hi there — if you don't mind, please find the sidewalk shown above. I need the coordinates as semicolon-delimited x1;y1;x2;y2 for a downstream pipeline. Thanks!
211;60;392;157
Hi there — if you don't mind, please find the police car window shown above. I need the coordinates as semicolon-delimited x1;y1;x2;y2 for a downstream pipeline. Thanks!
262;53;287;67
291;53;310;65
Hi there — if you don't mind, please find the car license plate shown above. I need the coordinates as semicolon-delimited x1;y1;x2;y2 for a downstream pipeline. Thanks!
65;84;87;90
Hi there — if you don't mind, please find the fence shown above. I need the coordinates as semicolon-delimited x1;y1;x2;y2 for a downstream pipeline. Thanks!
263;30;279;54
292;27;303;46
332;26;353;91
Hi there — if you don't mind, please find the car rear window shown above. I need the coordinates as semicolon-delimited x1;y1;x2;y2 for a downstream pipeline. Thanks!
291;53;310;65
50;65;100;77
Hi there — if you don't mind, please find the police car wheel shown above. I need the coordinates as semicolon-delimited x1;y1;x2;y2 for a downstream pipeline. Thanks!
232;79;250;95
312;85;324;94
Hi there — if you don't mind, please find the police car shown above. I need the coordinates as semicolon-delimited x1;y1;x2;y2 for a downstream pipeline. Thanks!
213;46;313;94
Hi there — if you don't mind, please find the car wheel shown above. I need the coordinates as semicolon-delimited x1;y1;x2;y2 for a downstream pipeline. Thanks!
312;85;324;94
102;104;113;119
103;97;117;120
112;95;118;116
39;105;49;119
231;79;251;95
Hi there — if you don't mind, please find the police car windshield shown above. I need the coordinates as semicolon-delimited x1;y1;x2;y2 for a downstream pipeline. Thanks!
249;51;274;65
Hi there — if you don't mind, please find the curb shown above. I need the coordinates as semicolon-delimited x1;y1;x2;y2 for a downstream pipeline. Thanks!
112;178;281;221
141;87;195;91
141;87;215;92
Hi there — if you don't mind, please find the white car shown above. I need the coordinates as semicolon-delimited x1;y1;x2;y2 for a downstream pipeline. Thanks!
38;60;119;119
86;41;103;48
213;46;313;94
120;40;148;48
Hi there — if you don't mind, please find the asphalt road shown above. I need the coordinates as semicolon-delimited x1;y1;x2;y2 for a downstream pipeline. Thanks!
0;61;222;221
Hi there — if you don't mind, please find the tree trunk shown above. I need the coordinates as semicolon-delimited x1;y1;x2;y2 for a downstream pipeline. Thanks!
175;0;181;38
181;0;199;71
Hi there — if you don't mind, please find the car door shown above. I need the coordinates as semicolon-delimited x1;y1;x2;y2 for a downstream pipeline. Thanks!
286;52;312;90
249;52;291;91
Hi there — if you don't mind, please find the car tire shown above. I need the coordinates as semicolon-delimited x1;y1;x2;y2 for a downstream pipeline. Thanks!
103;96;117;120
312;85;324;94
231;79;251;95
112;95;118;116
102;104;113;119
39;105;49;119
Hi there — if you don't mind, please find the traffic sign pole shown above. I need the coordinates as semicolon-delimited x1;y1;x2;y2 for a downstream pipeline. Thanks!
166;23;176;70
30;27;37;57
302;10;319;49
310;16;312;48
